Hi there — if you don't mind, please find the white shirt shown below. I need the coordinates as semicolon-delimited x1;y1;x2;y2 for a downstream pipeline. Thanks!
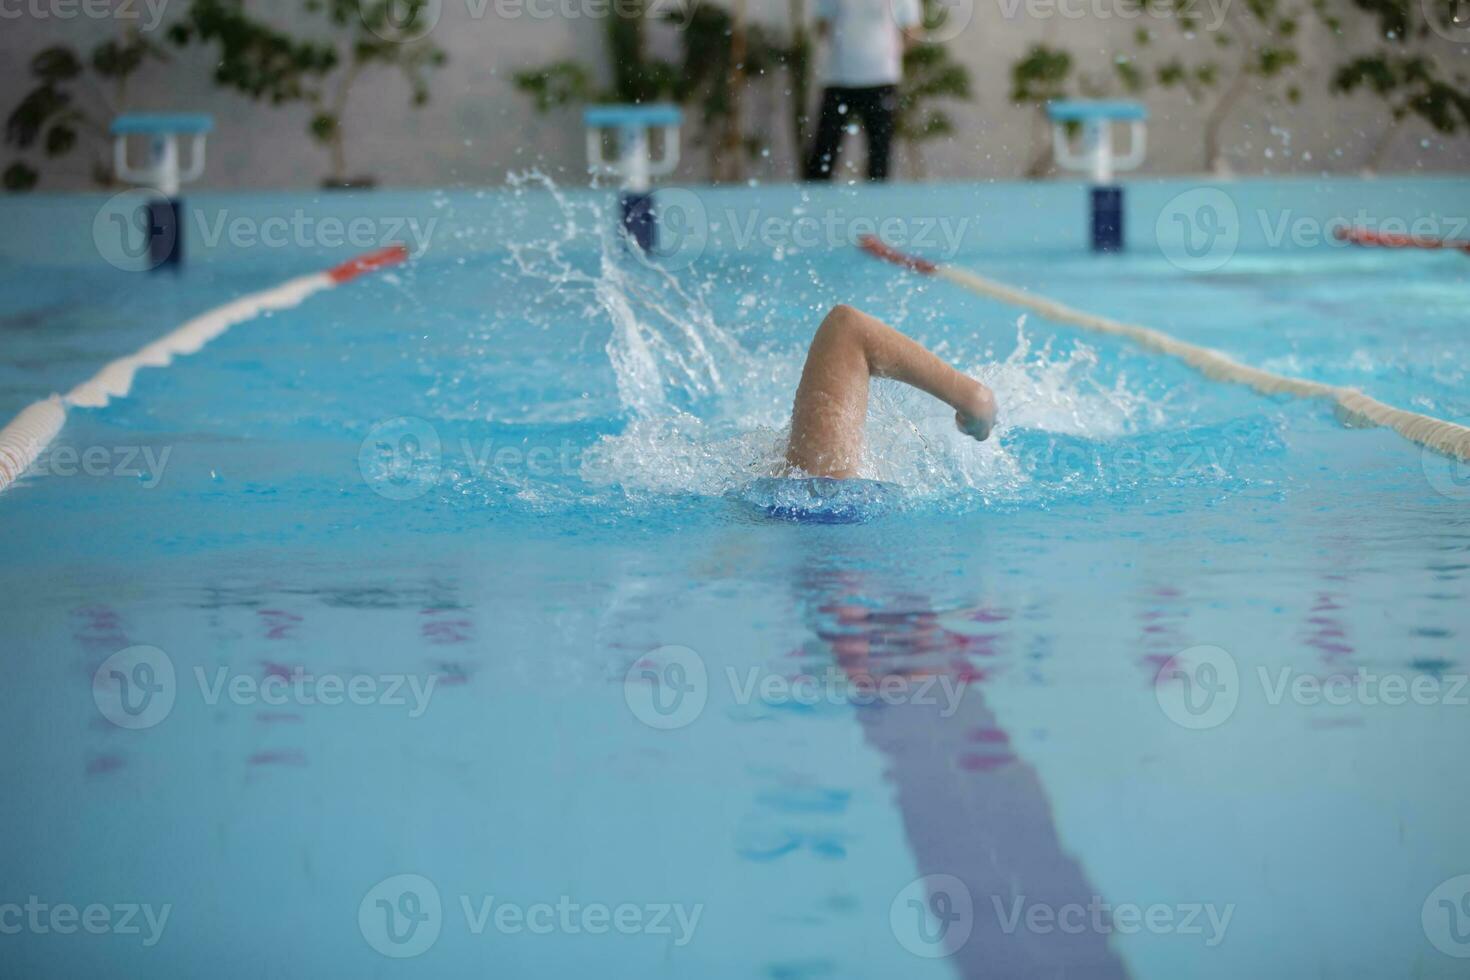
817;0;921;88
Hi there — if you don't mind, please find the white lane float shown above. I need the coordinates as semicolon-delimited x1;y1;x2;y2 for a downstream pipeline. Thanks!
0;244;408;494
856;234;1470;463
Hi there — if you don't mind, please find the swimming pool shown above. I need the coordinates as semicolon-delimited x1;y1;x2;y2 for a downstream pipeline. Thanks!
2;175;1468;978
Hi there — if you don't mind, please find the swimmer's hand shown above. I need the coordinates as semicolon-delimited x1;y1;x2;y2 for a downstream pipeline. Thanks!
954;383;996;442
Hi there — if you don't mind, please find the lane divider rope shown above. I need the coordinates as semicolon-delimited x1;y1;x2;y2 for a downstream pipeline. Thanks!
857;235;1470;463
0;244;408;493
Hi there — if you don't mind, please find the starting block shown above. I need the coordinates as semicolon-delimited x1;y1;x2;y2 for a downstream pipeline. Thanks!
583;105;682;253
1048;101;1147;252
110;114;213;270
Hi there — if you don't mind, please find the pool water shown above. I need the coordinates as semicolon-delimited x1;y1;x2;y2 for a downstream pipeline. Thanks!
2;177;1468;978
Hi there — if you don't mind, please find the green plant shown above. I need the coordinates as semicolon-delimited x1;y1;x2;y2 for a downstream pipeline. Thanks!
1319;0;1470;170
896;0;972;179
168;0;446;185
513;3;787;182
1009;43;1079;178
786;0;814;167
669;2;785;180
513;62;596;113
4;28;168;191
1115;0;1305;172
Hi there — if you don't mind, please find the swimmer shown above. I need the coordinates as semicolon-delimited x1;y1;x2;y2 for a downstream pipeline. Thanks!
785;305;997;479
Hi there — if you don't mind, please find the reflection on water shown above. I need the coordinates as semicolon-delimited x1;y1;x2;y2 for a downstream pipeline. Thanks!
784;547;1127;977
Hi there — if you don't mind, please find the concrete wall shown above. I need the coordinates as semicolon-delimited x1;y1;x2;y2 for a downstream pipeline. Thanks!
2;0;1467;191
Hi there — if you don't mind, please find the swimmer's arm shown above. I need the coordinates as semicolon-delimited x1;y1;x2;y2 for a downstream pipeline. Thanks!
786;305;996;479
859;311;997;441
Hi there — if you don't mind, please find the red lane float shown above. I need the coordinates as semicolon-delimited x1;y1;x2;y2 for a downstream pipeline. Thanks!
1334;226;1470;253
328;243;411;283
858;234;939;275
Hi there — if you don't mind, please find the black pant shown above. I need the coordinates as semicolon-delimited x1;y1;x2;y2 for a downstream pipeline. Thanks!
804;85;898;182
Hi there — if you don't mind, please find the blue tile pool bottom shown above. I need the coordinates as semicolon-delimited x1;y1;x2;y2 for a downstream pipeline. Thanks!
1;178;1468;978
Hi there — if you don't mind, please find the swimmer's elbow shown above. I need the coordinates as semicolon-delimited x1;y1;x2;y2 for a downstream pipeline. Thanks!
814;304;869;346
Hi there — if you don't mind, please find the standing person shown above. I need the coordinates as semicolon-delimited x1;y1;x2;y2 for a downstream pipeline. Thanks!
803;0;923;182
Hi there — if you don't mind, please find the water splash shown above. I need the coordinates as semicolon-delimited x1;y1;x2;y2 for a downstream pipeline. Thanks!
500;174;1259;513
505;172;743;419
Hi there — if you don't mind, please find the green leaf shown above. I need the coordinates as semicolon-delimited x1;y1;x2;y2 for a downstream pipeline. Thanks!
3;162;39;191
1010;44;1073;104
5;85;72;150
1115;60;1144;92
310;112;338;143
31;47;83;83
513;62;595;113
44;123;77;157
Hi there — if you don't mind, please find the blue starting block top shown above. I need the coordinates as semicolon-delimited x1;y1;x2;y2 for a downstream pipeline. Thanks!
583;104;682;129
1047;101;1148;123
110;114;215;136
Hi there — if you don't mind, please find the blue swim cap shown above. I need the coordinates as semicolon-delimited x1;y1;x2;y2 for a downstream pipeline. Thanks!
740;477;895;524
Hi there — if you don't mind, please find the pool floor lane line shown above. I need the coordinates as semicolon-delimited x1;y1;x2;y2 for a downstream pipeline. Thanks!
0;245;408;494
857;234;1470;463
804;583;1128;977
